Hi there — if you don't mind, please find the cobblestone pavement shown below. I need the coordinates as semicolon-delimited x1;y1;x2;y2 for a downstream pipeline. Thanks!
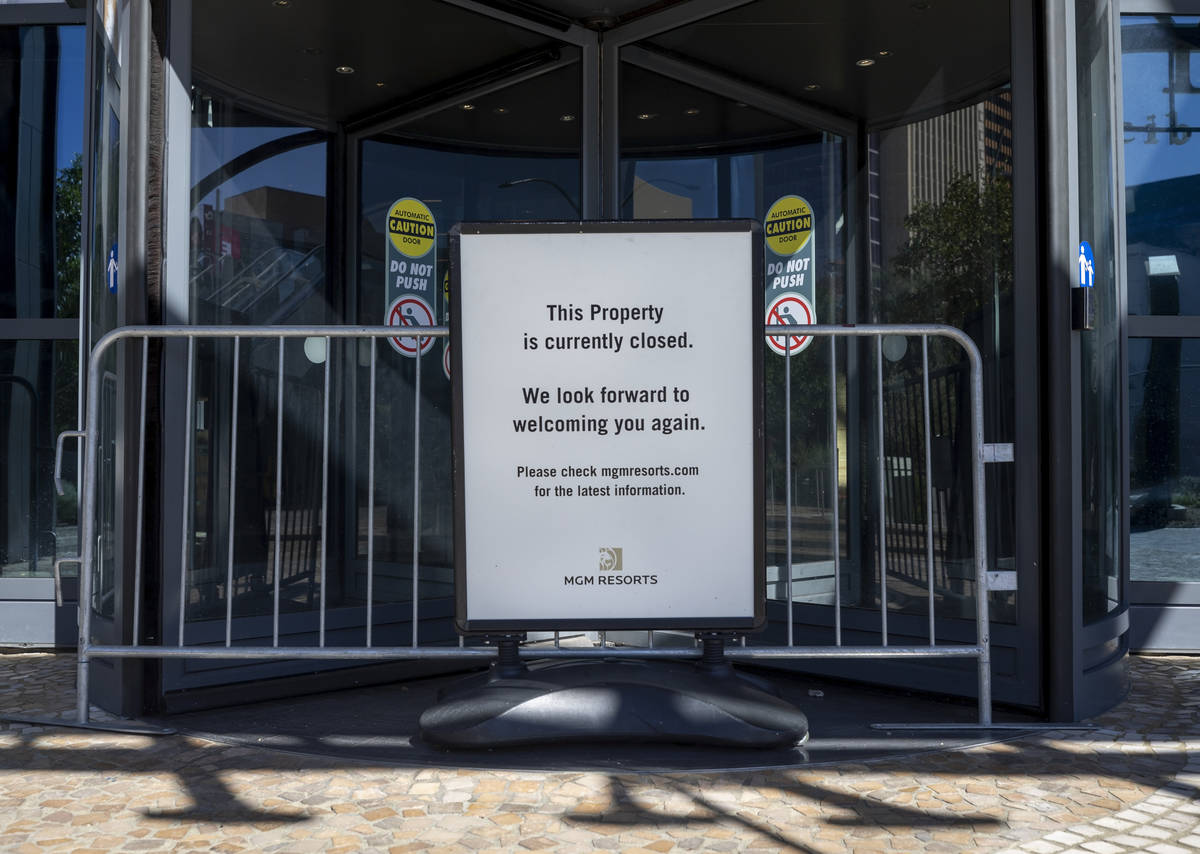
1;653;1198;853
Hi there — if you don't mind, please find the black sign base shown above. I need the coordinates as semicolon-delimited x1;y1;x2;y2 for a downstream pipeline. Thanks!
418;646;808;750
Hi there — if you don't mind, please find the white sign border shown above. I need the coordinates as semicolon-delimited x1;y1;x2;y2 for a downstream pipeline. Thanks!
450;221;766;634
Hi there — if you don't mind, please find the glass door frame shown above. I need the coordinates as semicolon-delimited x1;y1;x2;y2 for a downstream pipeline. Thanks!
154;0;1046;708
1120;0;1200;653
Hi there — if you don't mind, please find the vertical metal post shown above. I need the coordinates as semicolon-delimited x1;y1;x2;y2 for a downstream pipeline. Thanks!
411;336;422;647
132;337;148;643
922;336;936;645
319;336;331;646
600;37;621;218
225;337;240;647
178;338;195;647
830;335;841;646
367;338;378;647
785;335;794;646
580;36;601;219
966;339;993;725
76;341;106;723
876;335;888;645
273;337;284;647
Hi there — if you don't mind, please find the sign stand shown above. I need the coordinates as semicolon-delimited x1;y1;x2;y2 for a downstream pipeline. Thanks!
418;221;807;749
419;633;808;748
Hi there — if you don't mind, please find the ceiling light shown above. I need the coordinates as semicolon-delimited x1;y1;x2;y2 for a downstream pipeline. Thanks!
636;112;657;120
335;65;355;74
804;83;821;91
273;0;290;6
684;107;701;116
460;103;475;111
855;58;876;67
559;113;576;122
878;49;892;57
493;106;509;114
375;81;386;88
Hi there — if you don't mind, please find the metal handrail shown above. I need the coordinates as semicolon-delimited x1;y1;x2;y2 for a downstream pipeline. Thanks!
51;322;1000;729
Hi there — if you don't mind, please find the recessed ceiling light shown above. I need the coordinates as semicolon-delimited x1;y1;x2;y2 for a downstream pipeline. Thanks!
805;83;821;91
375;81;386;88
855;58;876;67
493;106;509;114
559;113;576;122
878;49;893;57
335;65;355;74
684;107;701;116
273;0;289;6
460;103;475;111
636;112;657;120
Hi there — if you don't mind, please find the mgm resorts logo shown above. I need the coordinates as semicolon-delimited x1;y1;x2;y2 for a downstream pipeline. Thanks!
598;546;623;573
563;547;658;586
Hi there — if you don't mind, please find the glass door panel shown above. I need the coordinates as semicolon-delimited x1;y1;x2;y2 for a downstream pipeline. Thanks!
1122;14;1200;650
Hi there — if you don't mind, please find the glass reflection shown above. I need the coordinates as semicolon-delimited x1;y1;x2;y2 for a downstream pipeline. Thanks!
1123;16;1200;317
870;89;1016;623
1129;338;1200;582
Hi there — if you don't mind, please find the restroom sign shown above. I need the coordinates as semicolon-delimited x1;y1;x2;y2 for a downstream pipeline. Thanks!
451;221;766;632
1078;241;1094;288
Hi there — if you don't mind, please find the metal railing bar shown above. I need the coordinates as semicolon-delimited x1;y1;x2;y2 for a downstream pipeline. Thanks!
133;337;148;643
830;335;841;646
66;322;993;730
81;643;984;661
923;335;936;645
967;336;993;726
320;336;331;647
785;335;793;646
876;335;888;646
367;338;377;647
412;335;422;647
178;337;195;649
273;337;284;647
225;337;241;647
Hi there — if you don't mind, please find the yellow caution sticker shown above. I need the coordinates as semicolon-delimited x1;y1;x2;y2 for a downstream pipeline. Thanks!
763;195;813;256
387;197;436;258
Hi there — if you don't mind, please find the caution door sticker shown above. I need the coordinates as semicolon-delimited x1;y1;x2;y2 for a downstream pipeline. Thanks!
765;292;814;356
387;198;436;258
388;295;436;357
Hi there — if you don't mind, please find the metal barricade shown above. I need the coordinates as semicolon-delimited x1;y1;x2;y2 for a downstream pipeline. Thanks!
34;322;1008;732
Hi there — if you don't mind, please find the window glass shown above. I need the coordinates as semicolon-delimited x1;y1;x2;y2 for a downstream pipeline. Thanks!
1129;337;1200;582
0;26;84;319
870;90;1017;623
1123;16;1200;317
1078;0;1122;622
0;339;78;578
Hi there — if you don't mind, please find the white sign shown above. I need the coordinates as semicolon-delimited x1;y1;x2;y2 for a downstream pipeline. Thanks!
453;224;763;631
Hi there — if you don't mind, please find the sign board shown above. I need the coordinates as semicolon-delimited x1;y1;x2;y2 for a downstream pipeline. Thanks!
764;195;816;355
1077;240;1094;288
385;197;438;356
451;222;765;632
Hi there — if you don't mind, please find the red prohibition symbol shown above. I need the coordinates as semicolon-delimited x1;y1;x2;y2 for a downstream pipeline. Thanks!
387;295;436;357
765;292;815;356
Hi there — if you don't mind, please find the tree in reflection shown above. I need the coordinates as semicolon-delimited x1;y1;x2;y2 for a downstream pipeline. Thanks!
887;172;1013;340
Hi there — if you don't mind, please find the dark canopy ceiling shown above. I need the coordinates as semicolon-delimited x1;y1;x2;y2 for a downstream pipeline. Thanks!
193;0;1011;146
